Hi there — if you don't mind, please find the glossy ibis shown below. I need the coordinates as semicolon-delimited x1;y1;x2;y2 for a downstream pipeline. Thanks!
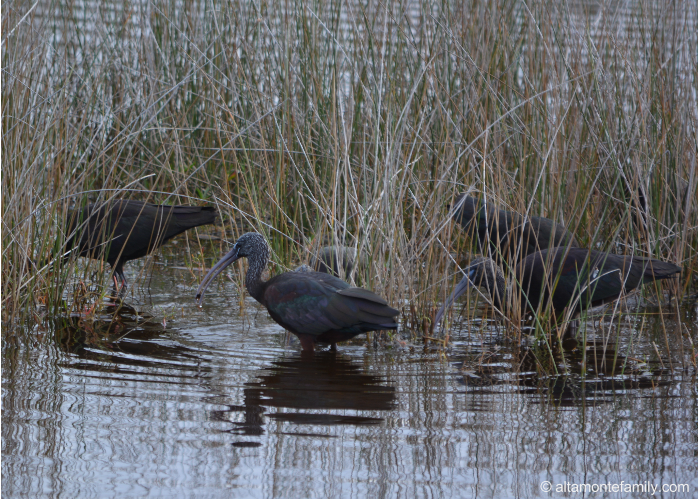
310;246;363;277
435;247;681;331
64;199;217;290
451;194;579;263
196;232;399;352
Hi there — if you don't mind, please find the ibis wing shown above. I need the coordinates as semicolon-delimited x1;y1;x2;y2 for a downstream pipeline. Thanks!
535;250;680;312
337;287;388;306
263;274;349;335
264;274;398;336
520;249;624;312
548;250;627;309
332;287;399;323
583;253;678;306
638;257;681;282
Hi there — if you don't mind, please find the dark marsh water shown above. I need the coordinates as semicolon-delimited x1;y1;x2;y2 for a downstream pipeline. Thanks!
2;252;697;498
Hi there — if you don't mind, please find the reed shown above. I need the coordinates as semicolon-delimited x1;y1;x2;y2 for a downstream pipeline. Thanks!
3;0;696;359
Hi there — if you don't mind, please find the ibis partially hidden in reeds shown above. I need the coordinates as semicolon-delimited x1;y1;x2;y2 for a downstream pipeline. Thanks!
435;247;681;331
196;232;399;352
451;194;579;263
64;199;217;290
310;246;363;277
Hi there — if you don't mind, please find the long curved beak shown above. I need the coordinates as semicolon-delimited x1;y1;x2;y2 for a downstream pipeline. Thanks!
196;244;240;306
434;269;476;326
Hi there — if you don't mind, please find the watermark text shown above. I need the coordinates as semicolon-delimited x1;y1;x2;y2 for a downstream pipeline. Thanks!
540;480;690;495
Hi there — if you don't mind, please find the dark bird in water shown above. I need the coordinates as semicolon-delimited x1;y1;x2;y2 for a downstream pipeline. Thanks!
196;232;399;352
435;247;681;331
451;194;579;264
64;199;217;290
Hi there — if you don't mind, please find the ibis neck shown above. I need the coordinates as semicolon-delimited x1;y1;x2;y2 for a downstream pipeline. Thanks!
491;274;506;310
245;252;268;303
479;261;507;311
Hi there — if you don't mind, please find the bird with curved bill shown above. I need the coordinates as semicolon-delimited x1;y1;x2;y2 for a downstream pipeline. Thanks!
435;247;681;337
196;232;399;353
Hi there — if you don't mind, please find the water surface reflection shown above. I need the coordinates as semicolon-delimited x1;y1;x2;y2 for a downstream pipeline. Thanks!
213;352;396;445
452;340;675;408
2;268;697;498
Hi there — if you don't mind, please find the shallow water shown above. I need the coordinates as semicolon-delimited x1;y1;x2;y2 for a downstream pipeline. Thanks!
2;259;697;498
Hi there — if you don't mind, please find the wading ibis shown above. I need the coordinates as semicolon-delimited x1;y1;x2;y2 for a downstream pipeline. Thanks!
435;247;681;332
64;199;217;290
196;233;399;352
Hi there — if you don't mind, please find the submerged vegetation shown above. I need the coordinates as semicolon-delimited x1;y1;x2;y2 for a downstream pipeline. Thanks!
2;0;696;358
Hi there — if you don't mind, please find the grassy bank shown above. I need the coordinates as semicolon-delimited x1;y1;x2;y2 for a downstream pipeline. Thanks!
2;0;696;351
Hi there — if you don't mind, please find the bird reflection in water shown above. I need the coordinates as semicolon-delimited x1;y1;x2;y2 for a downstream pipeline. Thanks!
50;303;154;351
49;304;203;372
454;339;672;408
211;352;396;446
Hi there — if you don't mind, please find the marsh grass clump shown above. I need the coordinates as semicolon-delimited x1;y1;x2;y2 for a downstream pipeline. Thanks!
3;0;696;361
